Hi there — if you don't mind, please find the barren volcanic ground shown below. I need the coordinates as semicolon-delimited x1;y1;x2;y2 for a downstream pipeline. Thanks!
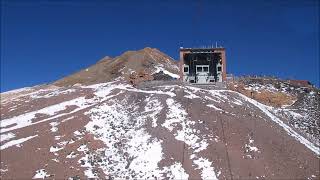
0;48;319;179
0;81;319;179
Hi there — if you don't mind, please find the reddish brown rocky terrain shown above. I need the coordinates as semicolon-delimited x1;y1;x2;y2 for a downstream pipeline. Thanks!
1;48;319;179
53;47;179;87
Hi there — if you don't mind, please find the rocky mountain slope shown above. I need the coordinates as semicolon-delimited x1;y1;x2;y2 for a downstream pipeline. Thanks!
53;47;180;87
0;48;319;179
228;77;320;146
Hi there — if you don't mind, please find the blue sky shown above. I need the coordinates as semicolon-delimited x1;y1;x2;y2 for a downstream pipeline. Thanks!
1;0;319;92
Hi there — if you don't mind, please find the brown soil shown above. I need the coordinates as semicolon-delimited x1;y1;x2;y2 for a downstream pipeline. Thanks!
228;82;297;107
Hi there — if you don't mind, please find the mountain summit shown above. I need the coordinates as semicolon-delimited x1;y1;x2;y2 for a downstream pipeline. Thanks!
54;47;180;87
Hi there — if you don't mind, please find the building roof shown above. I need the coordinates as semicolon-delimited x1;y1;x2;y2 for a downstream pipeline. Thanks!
179;47;225;53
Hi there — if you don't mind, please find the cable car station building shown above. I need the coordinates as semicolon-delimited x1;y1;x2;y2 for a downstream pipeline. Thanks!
179;47;227;83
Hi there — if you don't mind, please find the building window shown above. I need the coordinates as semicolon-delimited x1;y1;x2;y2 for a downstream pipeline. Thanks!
203;67;209;72
217;66;222;71
197;67;202;72
184;67;189;73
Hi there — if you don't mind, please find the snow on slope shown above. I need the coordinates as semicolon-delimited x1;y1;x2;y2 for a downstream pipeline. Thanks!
154;65;180;79
231;90;320;156
82;83;218;179
1;81;319;179
181;85;319;156
0;96;92;133
0;135;38;150
84;98;166;178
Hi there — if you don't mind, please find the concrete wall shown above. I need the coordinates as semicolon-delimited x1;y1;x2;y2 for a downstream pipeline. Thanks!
179;48;227;83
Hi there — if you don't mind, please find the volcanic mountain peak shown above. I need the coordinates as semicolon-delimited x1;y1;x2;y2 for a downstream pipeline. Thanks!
53;47;179;87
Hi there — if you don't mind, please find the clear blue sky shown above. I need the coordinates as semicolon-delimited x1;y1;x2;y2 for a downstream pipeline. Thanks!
1;0;319;92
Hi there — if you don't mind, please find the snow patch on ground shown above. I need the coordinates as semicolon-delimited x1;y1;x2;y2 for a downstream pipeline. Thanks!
66;151;78;158
280;109;305;119
78;149;100;179
164;98;210;153
162;97;219;178
0;132;16;142
244;135;260;159
162;98;187;131
208;90;229;102
162;162;189;179
1;96;92;133
206;103;235;116
0;135;38;150
88;82;176;98
184;90;201;99
32;169;51;179
144;97;163;127
51;158;59;162
0;167;8;173
84;96;165;179
49;121;59;132
193;156;219;180
232;98;243;106
50;146;63;153
77;144;88;152
54;136;62;140
128;87;176;97
246;137;259;152
154;65;180;79
207;104;223;111
128;134;163;175
84;169;98;179
30;89;76;99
